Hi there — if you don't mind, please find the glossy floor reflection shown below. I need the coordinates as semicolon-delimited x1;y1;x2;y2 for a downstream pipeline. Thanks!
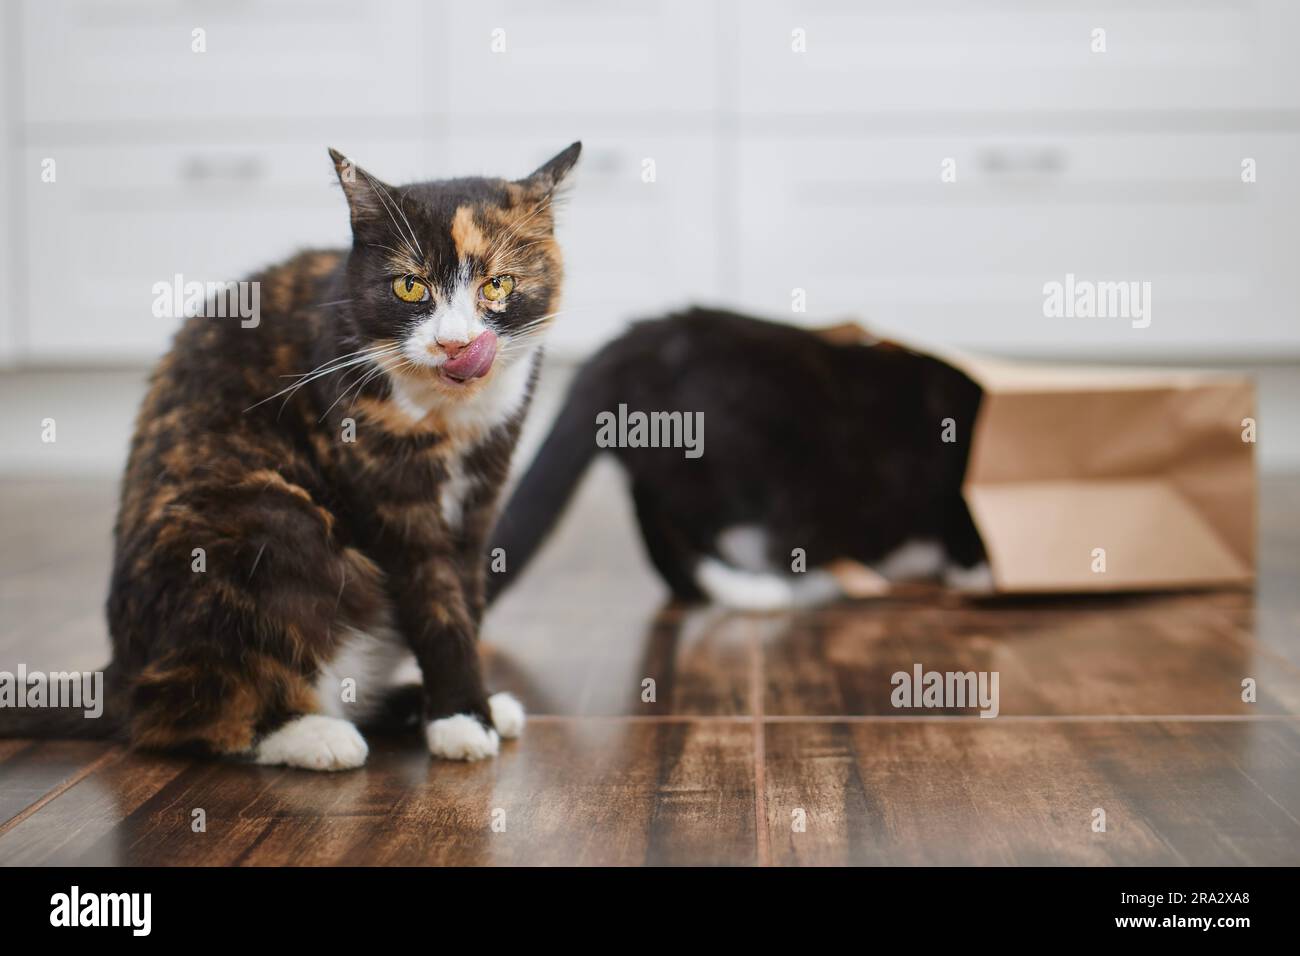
1;467;1298;865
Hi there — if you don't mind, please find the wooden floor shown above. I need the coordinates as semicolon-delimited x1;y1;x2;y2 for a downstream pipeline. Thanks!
1;464;1299;866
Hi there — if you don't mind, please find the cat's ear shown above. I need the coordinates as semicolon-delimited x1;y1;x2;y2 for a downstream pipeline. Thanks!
328;147;393;231
516;142;582;200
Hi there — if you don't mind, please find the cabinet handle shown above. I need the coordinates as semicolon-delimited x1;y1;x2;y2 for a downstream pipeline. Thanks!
976;146;1065;176
180;155;266;184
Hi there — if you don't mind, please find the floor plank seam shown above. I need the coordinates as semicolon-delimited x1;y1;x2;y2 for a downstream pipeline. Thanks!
750;631;770;867
521;713;1300;723
0;745;123;840
759;714;1300;724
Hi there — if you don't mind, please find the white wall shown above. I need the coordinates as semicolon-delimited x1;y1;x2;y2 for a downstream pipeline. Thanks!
2;0;1298;369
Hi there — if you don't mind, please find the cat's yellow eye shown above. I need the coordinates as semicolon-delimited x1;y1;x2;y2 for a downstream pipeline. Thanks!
392;275;430;303
480;275;515;303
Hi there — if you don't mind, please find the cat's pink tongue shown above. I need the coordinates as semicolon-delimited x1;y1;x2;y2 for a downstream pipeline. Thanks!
442;331;498;381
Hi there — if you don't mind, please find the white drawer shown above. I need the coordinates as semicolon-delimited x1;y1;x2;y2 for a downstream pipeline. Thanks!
442;0;719;116
21;139;440;362
21;0;434;124
734;132;1300;357
445;126;721;355
733;0;1300;113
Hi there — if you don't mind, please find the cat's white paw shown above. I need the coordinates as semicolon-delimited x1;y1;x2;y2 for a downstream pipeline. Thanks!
255;714;368;771
694;557;794;611
945;561;995;594
426;713;500;761
488;692;526;739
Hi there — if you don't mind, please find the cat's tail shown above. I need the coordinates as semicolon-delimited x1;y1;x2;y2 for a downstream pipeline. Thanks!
485;350;615;605
0;663;124;740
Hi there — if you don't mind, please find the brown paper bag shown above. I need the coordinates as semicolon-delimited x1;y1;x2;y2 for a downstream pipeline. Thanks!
818;323;1257;594
954;355;1256;593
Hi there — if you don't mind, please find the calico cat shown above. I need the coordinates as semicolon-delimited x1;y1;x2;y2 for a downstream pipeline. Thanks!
0;143;581;770
487;309;989;610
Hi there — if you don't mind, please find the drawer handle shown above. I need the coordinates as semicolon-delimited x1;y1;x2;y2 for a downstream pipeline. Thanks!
976;146;1065;175
180;155;266;183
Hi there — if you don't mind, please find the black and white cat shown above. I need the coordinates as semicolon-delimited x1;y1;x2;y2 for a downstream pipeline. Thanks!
488;309;991;610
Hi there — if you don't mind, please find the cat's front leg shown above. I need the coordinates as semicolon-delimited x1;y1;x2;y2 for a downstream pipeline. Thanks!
392;561;523;761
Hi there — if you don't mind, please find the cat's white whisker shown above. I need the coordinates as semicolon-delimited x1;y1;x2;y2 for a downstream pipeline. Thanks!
278;343;395;381
346;364;392;413
497;310;567;345
318;351;401;422
246;345;400;414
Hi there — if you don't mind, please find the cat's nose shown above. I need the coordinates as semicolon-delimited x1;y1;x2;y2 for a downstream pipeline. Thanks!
436;339;468;359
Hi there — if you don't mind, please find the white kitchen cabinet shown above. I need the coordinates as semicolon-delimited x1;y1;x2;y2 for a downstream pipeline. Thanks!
734;131;1300;358
445;125;721;353
21;0;436;125
4;0;1299;365
732;0;1300;114
21;139;439;362
442;0;720;116
20;130;715;362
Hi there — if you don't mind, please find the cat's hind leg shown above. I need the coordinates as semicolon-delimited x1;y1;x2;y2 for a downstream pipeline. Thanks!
128;644;374;771
113;477;391;771
939;495;994;594
127;648;372;771
630;480;707;602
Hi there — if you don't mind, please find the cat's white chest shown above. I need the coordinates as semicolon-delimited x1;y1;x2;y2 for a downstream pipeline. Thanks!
440;455;473;527
444;346;537;436
386;348;536;530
